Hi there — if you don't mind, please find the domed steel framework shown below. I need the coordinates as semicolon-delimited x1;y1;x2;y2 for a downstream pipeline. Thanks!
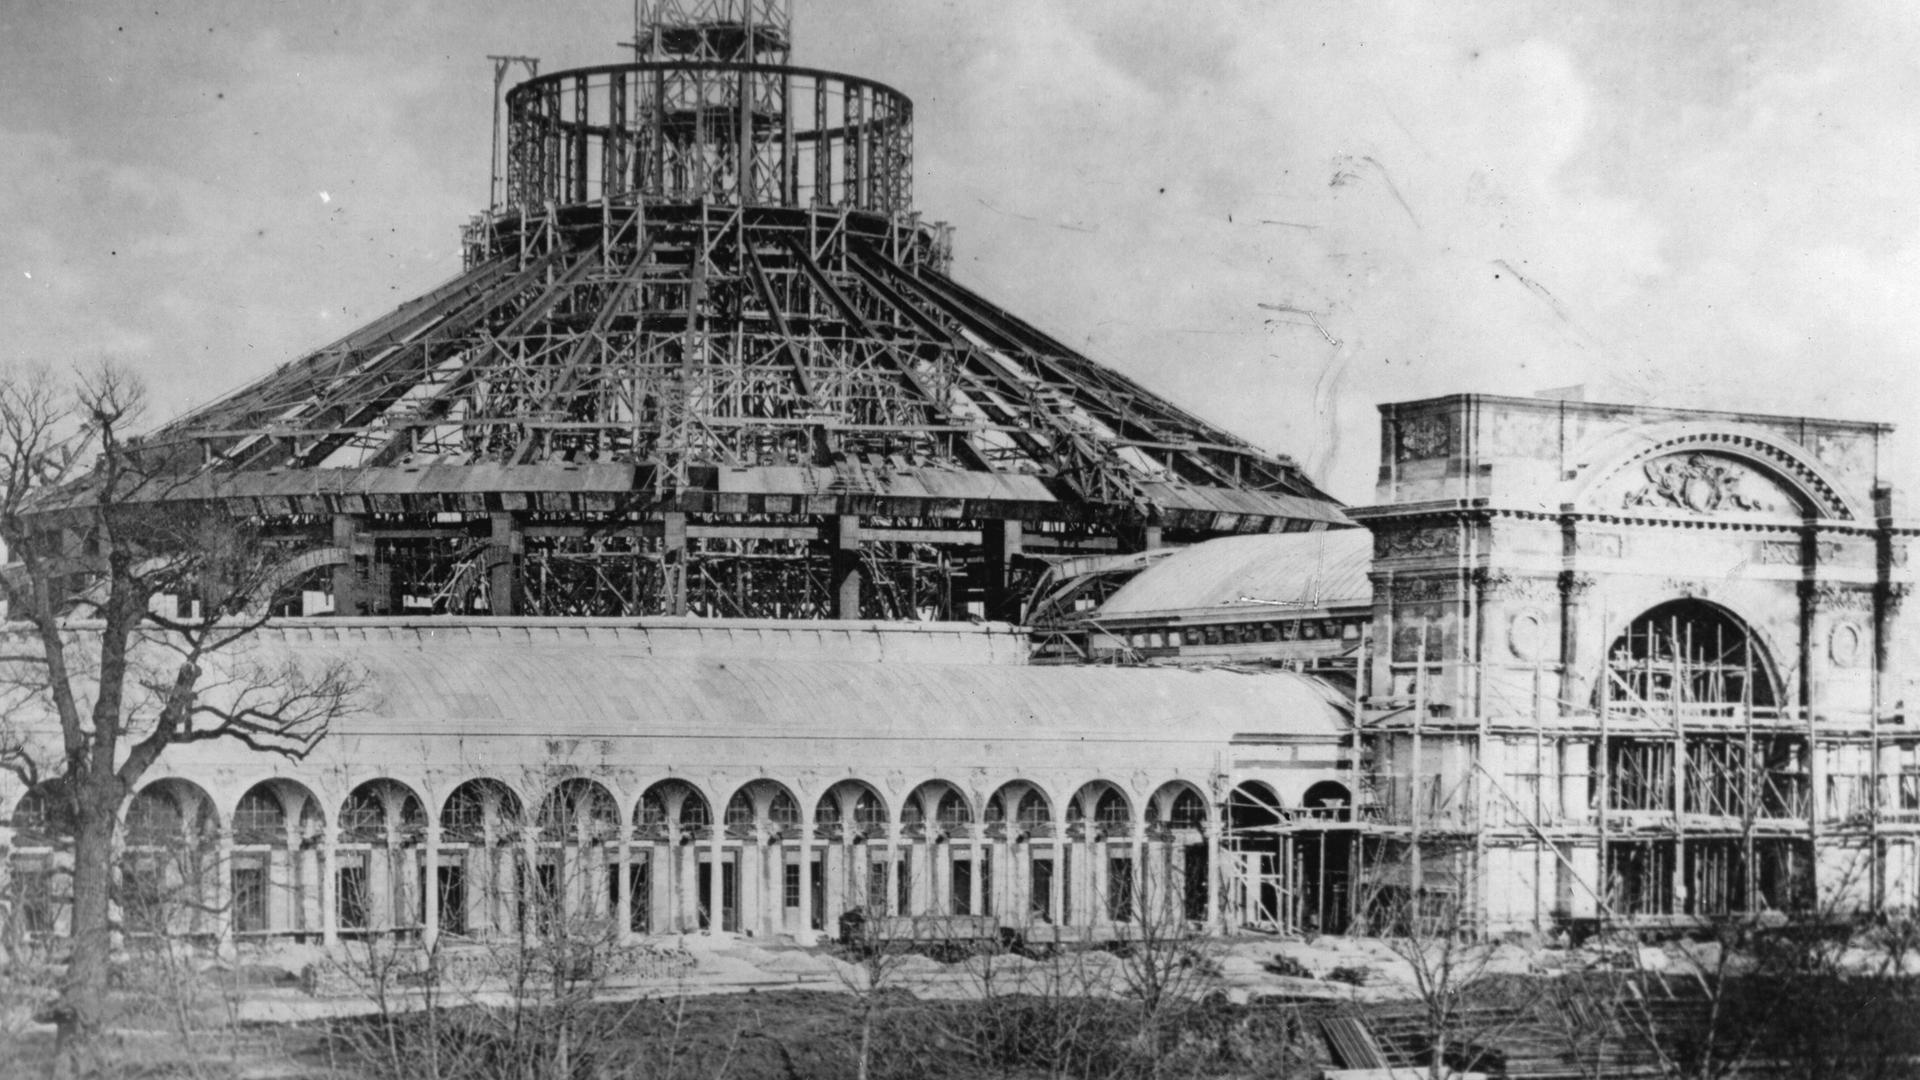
129;0;1346;621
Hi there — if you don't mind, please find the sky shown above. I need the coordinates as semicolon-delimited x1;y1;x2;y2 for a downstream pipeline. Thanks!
2;0;1916;504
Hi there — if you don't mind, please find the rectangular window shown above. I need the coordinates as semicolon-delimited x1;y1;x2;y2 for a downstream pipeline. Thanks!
233;860;268;933
1107;857;1134;923
337;862;369;930
18;861;56;934
896;858;912;915
980;851;993;917
784;863;801;909
439;862;468;937
628;860;650;933
810;860;825;930
1061;847;1074;926
866;860;889;912
951;859;972;916
535;862;560;933
1029;857;1054;922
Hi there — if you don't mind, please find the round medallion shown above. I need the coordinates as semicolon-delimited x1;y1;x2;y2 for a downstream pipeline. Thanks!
1829;622;1864;668
1509;611;1547;661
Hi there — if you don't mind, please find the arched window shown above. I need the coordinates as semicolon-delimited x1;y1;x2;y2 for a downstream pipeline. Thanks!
936;791;970;828
1170;790;1207;830
127;789;185;848
1016;792;1050;833
1605;599;1777;713
339;790;386;844
769;790;800;828
233;790;286;846
1095;790;1130;831
725;791;755;828
852;791;887;831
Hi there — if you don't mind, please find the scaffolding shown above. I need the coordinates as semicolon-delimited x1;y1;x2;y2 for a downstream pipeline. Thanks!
1359;594;1906;933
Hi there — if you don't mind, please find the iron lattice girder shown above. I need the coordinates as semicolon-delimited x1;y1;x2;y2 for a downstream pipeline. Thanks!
140;204;1342;531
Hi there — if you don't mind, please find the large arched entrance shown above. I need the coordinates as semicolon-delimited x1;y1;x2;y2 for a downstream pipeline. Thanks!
1599;600;1808;917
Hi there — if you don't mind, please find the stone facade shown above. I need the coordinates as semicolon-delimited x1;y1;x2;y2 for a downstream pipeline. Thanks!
1355;394;1917;930
1;619;1349;946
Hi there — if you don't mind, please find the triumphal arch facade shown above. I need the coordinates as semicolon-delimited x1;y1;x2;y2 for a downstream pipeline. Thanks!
1355;393;1917;931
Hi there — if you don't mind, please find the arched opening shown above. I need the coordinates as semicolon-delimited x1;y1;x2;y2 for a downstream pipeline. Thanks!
438;778;525;937
902;780;977;917
1296;781;1354;935
635;780;713;933
1224;781;1285;931
1065;781;1135;926
124;780;221;939
1601;600;1804;918
533;778;620;930
8;782;73;936
719;779;805;935
231;780;326;938
1145;782;1211;926
1604;599;1779;714
812;780;889;924
984;782;1056;925
336;780;427;936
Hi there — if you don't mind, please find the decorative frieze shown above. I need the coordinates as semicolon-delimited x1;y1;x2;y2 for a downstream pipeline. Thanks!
1472;569;1557;605
1391;577;1457;604
1558;572;1597;600
1624;453;1775;514
1664;578;1720;600
1395;413;1451;462
1879;582;1912;616
1805;581;1874;613
1374;526;1460;559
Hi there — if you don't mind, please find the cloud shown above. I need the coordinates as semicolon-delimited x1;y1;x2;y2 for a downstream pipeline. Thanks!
3;1;1913;500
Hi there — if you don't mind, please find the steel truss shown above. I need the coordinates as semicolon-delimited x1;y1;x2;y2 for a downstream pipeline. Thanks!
109;3;1342;622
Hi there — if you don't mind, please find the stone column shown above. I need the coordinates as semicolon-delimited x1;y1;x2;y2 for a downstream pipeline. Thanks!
968;828;984;918
1205;805;1222;934
298;845;322;936
1049;835;1065;925
1130;807;1146;927
796;812;816;943
214;827;236;954
320;832;339;948
423;824;441;950
679;835;699;932
886;825;903;916
615;827;633;941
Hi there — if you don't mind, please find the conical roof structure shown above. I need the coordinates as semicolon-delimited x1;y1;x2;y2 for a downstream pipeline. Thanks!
128;1;1347;622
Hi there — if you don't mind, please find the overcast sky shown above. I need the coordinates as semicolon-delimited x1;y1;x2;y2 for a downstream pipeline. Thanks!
3;1;1915;504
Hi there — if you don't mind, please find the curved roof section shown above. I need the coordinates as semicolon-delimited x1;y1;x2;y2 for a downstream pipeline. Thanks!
194;620;1346;746
1098;530;1373;618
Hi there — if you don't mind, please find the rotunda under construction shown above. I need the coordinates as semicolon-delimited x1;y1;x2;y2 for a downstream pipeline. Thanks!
136;0;1344;626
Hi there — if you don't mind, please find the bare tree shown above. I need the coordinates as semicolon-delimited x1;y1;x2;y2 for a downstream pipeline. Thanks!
1354;846;1524;1080
0;362;361;1076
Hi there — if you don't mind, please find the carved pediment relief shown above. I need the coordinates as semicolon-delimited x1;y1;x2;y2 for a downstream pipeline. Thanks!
1598;452;1799;517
